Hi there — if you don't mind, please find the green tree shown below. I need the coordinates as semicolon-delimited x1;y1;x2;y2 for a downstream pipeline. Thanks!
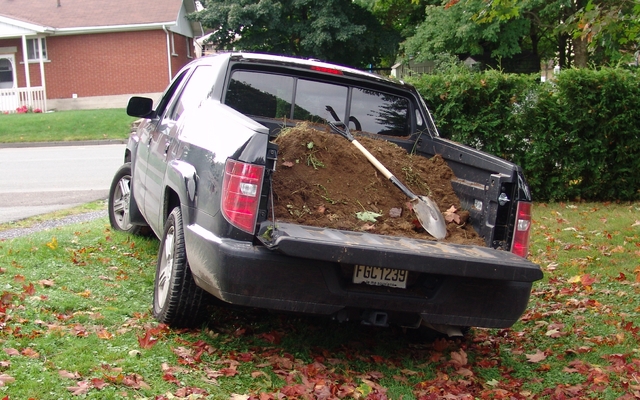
564;0;640;66
401;0;640;70
191;0;398;68
356;0;435;39
401;0;539;71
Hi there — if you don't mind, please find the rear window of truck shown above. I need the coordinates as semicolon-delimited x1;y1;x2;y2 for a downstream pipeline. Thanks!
224;70;410;137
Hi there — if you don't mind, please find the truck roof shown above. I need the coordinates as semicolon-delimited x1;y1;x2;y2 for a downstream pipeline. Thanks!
221;52;407;88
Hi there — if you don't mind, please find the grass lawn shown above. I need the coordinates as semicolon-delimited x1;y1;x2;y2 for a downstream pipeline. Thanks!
0;202;638;398
0;109;138;143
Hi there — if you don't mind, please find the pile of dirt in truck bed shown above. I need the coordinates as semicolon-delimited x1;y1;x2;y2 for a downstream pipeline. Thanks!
270;123;485;246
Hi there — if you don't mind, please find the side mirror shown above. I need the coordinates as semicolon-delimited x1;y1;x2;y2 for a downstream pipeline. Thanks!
127;96;155;118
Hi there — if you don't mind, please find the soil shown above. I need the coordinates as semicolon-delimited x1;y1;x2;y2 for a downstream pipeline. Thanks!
270;123;485;246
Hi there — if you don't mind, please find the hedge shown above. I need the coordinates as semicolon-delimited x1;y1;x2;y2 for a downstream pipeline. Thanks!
410;68;640;202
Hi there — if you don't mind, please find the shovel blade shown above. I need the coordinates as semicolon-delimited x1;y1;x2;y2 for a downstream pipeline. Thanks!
412;196;447;240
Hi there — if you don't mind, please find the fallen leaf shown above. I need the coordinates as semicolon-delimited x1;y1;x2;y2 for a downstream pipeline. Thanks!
361;223;376;231
38;279;55;288
230;394;250;400
46;237;58;250
122;373;150;390
138;329;159;349
59;370;81;379
22;283;36;296
525;350;547;363
444;205;461;224
400;368;419;376
67;381;91;395
251;371;267;378
568;275;582;284
21;348;39;358
449;349;467;367
545;329;562;338
3;349;19;357
580;274;596;287
0;374;15;386
220;367;239;377
96;329;113;340
91;378;108;389
356;211;382;222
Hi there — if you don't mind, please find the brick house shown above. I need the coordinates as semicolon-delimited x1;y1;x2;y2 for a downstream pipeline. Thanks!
0;0;202;112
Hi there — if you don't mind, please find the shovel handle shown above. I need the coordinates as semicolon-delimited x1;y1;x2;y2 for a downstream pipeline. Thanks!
352;140;418;201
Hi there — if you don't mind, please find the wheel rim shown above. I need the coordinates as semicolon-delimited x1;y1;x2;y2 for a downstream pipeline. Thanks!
111;175;133;230
156;226;175;310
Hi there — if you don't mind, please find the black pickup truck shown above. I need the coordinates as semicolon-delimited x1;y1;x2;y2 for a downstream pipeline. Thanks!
108;52;542;335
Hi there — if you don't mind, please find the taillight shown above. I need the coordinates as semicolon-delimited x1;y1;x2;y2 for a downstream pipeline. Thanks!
511;201;532;258
221;159;264;234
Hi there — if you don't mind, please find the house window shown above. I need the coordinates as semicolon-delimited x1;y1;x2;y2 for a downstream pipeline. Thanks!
27;38;47;61
170;33;177;56
186;38;192;58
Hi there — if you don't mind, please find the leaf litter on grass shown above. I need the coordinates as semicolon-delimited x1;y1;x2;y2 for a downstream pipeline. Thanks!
0;198;639;397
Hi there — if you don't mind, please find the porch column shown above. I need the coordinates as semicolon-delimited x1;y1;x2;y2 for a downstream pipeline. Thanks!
20;35;31;88
20;35;32;107
38;36;46;111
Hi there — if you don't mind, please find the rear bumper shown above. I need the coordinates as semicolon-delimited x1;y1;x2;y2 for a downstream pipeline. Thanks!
185;223;538;329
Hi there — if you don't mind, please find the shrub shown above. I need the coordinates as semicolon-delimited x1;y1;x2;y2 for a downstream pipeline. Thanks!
410;68;640;201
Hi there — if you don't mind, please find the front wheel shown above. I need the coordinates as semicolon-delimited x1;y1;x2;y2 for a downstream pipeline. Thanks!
153;206;208;328
108;163;146;235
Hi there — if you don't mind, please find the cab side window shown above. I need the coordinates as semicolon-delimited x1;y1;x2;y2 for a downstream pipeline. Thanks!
168;65;214;121
225;71;294;119
154;70;189;118
349;88;410;137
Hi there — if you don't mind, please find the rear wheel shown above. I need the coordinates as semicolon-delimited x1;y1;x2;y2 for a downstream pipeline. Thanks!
108;163;146;235
153;206;208;328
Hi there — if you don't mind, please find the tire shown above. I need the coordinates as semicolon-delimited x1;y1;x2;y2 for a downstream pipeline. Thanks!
108;163;146;235
153;206;208;328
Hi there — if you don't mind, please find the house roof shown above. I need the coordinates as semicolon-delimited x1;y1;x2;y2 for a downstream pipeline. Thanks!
0;0;201;35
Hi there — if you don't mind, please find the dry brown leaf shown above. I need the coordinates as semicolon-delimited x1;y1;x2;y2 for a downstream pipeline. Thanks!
526;350;547;363
444;205;461;224
59;370;81;380
67;381;91;395
0;374;15;387
449;349;468;367
38;279;55;287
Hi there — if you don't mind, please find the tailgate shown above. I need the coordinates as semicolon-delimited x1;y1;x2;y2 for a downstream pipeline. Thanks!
258;222;542;283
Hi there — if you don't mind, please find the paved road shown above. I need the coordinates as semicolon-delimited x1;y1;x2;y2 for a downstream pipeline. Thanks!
0;144;126;224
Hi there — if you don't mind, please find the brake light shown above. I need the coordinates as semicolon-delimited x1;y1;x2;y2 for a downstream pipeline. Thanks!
310;66;343;75
221;159;264;234
511;201;532;258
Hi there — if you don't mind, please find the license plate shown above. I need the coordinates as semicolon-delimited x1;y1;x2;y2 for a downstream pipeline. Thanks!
353;265;407;289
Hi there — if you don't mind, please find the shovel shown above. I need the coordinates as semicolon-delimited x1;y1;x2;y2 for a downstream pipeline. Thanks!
327;121;447;240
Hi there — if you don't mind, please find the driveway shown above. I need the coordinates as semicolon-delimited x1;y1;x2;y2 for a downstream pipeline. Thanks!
0;143;126;224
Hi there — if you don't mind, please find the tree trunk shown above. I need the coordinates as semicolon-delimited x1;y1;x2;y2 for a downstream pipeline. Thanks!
570;0;588;68
558;33;568;68
572;36;588;68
